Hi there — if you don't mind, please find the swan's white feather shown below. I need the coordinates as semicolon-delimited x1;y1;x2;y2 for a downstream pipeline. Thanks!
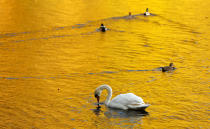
95;85;150;110
108;93;147;110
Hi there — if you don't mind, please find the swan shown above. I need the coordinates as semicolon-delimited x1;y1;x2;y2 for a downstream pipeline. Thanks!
94;84;150;110
99;23;107;32
144;8;150;16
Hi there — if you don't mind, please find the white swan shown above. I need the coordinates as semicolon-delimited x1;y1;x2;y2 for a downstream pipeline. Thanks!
94;84;150;110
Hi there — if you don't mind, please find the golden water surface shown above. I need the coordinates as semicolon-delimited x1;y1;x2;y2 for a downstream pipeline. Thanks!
0;0;209;128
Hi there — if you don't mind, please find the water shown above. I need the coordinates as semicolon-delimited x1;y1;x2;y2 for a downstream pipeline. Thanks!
0;0;209;128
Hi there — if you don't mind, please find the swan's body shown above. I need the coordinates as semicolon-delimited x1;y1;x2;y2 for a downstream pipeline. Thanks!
94;85;150;110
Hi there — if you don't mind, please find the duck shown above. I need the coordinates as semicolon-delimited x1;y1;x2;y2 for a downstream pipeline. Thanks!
144;8;150;16
99;23;107;32
161;63;176;72
128;12;135;18
123;12;135;19
94;84;150;110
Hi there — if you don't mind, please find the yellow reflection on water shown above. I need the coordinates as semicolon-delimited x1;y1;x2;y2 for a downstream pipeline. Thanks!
0;0;209;128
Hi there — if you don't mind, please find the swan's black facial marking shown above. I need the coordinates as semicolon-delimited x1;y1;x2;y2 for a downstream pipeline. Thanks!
95;94;99;98
94;94;100;104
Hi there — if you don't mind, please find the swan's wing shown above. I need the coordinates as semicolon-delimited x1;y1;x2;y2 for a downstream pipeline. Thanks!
127;104;150;110
111;93;145;106
109;93;150;110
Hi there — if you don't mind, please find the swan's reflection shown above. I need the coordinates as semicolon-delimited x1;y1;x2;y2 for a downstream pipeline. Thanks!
92;106;102;116
92;105;149;128
104;108;149;119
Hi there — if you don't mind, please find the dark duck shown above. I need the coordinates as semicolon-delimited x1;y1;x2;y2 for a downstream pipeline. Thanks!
161;63;176;72
99;23;107;32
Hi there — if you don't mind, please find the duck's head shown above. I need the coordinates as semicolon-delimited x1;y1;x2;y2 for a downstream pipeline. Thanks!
169;63;174;67
129;12;132;16
146;8;149;12
101;23;104;26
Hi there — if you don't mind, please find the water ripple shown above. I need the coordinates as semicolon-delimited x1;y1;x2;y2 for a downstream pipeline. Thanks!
0;68;163;80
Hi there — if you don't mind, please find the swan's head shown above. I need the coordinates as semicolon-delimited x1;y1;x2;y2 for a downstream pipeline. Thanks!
94;88;102;103
94;84;112;105
169;63;174;67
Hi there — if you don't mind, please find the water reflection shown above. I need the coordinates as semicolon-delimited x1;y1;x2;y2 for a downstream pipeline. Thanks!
92;106;149;128
93;106;148;117
0;11;156;44
0;67;168;80
104;108;148;118
0;0;209;128
0;4;200;45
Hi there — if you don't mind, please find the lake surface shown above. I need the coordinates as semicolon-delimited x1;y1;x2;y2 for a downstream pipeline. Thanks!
0;0;209;128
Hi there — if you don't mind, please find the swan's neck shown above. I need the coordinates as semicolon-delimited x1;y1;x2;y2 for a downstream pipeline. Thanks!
99;85;112;105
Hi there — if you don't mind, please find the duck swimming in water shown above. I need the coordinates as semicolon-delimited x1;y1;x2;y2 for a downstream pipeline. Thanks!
161;63;176;72
125;12;134;19
144;8;150;16
128;12;135;18
99;23;107;32
122;12;136;19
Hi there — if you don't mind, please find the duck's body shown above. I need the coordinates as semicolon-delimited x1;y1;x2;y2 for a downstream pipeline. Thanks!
122;12;136;19
161;63;176;72
128;12;134;18
94;84;150;110
99;24;107;32
144;12;150;16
